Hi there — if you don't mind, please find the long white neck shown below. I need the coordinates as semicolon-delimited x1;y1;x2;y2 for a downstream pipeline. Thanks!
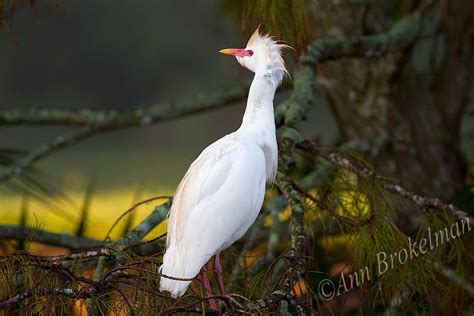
240;72;277;130
238;71;278;183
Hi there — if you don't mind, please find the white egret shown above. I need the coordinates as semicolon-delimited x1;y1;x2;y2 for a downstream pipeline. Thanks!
159;27;287;299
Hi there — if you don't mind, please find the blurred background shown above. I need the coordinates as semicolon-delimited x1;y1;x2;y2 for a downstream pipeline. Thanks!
0;0;337;240
1;1;473;314
1;0;474;242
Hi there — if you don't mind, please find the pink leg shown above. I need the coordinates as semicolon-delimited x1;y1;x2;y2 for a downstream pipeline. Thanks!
213;253;226;296
202;269;217;310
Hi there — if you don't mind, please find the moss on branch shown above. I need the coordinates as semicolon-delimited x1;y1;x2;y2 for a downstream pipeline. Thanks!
0;84;250;126
114;200;170;248
266;12;423;311
298;140;474;222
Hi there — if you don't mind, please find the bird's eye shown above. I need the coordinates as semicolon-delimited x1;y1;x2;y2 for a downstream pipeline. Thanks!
248;50;254;56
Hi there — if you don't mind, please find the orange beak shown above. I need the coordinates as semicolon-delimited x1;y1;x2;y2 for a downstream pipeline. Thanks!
219;48;238;55
219;48;253;57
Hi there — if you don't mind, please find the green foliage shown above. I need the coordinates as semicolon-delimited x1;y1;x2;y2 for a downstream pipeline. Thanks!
297;145;472;313
246;269;267;299
219;0;309;52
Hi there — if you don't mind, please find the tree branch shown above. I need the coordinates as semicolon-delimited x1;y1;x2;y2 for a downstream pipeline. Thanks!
275;15;420;127
0;287;93;309
0;18;419;186
266;12;422;312
298;140;474;222
114;200;170;248
0;224;102;250
0;199;170;259
0;85;251;183
0;84;250;126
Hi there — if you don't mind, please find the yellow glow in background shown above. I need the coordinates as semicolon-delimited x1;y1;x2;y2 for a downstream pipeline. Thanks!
0;186;172;242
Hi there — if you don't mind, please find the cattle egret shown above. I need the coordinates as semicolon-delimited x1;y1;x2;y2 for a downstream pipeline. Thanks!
159;27;287;299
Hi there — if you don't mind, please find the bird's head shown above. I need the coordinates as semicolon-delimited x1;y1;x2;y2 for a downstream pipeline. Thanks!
220;27;289;86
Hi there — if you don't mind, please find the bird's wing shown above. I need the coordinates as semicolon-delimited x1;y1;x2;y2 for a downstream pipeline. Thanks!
161;133;266;296
166;134;243;247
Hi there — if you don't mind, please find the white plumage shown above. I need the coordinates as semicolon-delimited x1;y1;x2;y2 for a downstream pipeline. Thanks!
159;28;287;297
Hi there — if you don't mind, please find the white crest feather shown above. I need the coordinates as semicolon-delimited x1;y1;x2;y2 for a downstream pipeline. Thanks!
246;27;290;87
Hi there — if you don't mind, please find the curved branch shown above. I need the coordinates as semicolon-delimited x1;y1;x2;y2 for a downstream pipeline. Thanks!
114;200;170;248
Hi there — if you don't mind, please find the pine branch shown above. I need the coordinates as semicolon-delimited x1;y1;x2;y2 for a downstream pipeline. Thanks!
275;14;420;127
298;140;474;222
267;11;422;312
275;171;306;269
34;248;113;262
0;84;250;126
0;287;93;309
0;200;170;259
0;224;102;250
0;201;172;311
273;12;422;255
0;85;251;184
0;17;419;187
114;200;170;248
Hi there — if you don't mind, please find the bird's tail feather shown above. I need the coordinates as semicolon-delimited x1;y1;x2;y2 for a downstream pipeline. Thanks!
159;245;206;297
